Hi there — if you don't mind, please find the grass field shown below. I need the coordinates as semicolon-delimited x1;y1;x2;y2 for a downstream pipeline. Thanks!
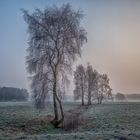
0;102;140;140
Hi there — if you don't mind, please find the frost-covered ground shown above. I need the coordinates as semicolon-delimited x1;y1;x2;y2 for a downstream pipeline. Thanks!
0;102;140;140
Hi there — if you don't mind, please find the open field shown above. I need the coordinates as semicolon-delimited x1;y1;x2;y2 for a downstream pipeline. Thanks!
0;102;140;140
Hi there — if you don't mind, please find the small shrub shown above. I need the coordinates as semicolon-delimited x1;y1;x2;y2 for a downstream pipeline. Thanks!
63;112;87;131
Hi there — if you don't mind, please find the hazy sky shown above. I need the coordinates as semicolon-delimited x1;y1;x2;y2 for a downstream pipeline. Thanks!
1;0;140;94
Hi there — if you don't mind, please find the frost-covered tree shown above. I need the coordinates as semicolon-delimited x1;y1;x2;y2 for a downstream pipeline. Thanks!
86;63;94;105
97;74;112;104
73;64;87;105
73;63;112;105
23;4;87;127
91;70;99;101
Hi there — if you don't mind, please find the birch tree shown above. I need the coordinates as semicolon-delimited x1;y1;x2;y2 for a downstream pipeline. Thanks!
97;74;111;104
23;4;87;127
73;64;86;105
91;70;99;101
86;63;94;105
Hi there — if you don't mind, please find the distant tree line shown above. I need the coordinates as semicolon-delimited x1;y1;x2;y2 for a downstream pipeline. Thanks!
115;93;140;101
125;94;140;100
73;63;112;105
0;87;29;101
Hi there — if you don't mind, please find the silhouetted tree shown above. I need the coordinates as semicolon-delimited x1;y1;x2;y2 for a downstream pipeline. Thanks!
23;4;87;127
115;93;125;101
73;64;87;105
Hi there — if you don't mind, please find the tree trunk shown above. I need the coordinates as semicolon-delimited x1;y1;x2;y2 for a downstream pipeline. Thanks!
55;93;64;126
51;74;59;126
100;90;103;104
100;94;103;104
81;87;84;106
97;96;100;104
53;92;58;121
99;98;101;104
51;71;64;128
88;91;91;105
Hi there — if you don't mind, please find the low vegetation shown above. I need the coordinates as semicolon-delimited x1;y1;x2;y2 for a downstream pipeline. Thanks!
0;102;140;139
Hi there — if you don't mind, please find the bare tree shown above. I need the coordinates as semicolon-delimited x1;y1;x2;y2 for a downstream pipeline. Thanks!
86;63;94;105
73;64;87;106
97;74;111;104
73;63;112;105
23;4;87;127
91;70;99;102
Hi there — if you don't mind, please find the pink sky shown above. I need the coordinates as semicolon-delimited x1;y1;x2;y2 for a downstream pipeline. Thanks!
1;0;140;94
